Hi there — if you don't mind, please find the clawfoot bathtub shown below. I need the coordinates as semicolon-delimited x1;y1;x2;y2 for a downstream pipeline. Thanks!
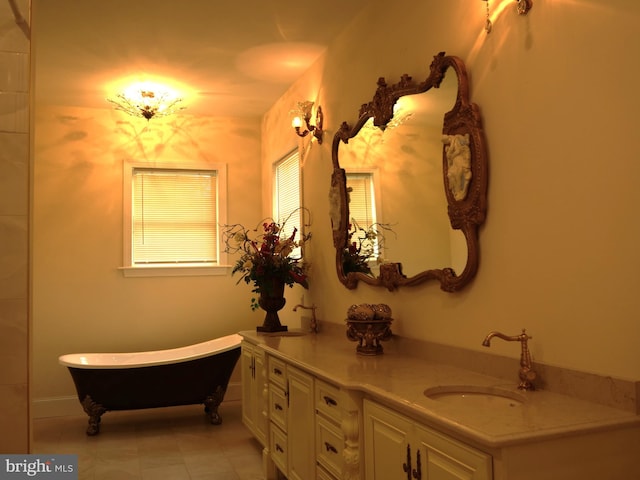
59;333;241;435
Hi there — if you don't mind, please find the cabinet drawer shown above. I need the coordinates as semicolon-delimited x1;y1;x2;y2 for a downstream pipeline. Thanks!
317;464;339;480
315;379;341;423
269;386;288;431
268;356;287;388
270;424;288;474
316;415;344;478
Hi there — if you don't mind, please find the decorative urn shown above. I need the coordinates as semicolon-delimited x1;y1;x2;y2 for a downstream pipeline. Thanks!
345;303;393;355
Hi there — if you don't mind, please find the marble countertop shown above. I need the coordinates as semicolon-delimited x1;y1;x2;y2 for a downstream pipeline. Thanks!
240;329;640;448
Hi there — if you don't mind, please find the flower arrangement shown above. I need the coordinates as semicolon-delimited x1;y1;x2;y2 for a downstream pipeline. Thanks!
223;215;311;309
342;220;394;275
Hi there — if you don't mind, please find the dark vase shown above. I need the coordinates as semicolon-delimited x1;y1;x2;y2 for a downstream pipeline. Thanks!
256;278;288;332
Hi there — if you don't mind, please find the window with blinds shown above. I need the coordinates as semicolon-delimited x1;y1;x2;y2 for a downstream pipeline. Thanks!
347;172;377;230
346;171;379;256
273;151;302;257
131;168;219;265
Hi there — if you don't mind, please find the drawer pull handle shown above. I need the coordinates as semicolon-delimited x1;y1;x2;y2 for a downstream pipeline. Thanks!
274;403;283;411
323;395;337;406
276;443;284;453
324;442;338;454
273;367;283;376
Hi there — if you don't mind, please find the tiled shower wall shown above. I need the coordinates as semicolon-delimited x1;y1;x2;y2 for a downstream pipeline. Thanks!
0;0;30;453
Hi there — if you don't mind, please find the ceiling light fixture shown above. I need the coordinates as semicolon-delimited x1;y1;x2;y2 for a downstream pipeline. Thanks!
108;83;184;120
291;101;323;144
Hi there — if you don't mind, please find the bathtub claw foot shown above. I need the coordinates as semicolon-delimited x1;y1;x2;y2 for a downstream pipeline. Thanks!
204;385;226;425
81;395;106;436
208;411;222;425
86;419;100;436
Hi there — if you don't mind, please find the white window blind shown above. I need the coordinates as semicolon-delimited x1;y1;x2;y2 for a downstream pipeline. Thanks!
273;151;301;254
347;172;376;229
132;168;218;265
346;172;380;259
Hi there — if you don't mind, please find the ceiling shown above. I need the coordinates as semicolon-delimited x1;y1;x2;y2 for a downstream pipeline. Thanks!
31;0;369;118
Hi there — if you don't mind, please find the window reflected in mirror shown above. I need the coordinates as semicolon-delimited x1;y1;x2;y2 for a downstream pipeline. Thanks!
345;171;381;275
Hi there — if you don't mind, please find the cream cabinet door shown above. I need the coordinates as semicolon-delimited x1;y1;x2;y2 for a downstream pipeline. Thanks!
413;423;492;480
363;400;414;479
241;342;267;446
287;366;315;480
364;399;493;480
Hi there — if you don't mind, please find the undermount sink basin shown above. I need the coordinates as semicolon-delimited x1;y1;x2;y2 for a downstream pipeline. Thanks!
424;385;526;408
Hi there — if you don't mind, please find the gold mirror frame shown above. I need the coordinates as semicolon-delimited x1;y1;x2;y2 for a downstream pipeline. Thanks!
330;52;488;292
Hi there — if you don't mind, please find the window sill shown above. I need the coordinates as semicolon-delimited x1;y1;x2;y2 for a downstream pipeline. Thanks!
119;264;230;278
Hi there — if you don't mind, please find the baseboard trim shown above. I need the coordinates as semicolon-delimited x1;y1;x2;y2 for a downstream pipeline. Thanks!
32;381;242;419
31;396;82;419
225;380;242;402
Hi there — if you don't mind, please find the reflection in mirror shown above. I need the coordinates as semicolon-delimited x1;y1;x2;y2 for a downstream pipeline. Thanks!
330;52;487;291
340;70;466;278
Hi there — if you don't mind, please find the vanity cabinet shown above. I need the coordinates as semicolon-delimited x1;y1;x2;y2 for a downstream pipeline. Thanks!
241;341;267;446
241;331;640;480
265;354;362;480
315;378;363;480
363;399;492;480
315;379;345;479
267;356;315;480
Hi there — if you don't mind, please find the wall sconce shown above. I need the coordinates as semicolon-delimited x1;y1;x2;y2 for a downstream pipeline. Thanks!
482;0;532;33
516;0;532;15
291;101;323;144
481;0;492;33
108;83;184;120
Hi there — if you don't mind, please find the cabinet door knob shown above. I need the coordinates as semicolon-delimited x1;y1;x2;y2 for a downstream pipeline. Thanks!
274;403;283;411
273;367;283;376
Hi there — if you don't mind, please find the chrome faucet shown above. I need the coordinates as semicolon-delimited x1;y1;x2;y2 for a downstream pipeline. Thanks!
482;329;536;391
292;304;318;333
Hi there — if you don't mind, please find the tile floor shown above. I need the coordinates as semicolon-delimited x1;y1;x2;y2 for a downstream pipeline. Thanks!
31;400;265;480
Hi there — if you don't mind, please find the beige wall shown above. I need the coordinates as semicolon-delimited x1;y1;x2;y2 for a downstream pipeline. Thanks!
0;0;30;453
26;0;640;437
31;108;274;412
264;0;640;381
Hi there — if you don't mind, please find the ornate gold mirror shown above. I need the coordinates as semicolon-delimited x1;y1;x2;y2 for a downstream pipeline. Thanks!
329;52;487;291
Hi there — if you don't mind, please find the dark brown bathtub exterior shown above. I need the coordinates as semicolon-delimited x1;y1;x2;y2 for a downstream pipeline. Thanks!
66;347;240;435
